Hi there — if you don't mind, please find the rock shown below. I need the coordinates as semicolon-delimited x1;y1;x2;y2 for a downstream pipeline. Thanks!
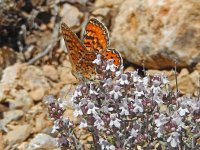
124;66;135;72
79;130;93;150
16;142;29;150
48;82;62;96
170;69;199;94
188;70;199;95
147;69;174;81
29;86;45;102
0;131;3;150
42;65;58;81
34;113;50;133
0;64;19;102
0;63;51;103
0;57;18;84
195;63;200;73
4;124;32;144
92;8;110;17
63;107;78;123
58;66;77;84
20;65;49;92
27;133;57;150
25;103;52;134
0;47;17;74
1;110;24;125
60;3;83;28
9;89;33;109
60;84;76;107
63;0;87;5
95;0;123;7
0;104;8;113
111;0;200;69
147;68;199;95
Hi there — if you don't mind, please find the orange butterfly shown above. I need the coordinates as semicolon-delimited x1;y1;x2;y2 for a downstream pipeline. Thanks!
61;18;122;80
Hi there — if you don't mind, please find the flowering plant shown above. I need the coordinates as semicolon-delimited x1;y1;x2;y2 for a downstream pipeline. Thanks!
44;56;200;149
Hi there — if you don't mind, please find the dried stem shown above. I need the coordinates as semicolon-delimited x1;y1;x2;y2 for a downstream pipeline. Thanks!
174;60;179;98
198;74;200;101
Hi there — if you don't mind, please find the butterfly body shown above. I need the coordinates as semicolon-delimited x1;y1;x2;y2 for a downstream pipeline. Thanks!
61;18;122;81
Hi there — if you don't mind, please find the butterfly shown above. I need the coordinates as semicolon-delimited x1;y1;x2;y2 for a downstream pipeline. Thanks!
61;18;122;81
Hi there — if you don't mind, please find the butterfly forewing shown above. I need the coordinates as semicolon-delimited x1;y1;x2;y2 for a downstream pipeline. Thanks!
61;23;97;79
61;23;85;67
83;18;110;52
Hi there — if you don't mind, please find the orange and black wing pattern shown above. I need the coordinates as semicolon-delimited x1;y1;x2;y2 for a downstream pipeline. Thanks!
102;48;123;69
83;18;109;52
61;18;123;80
61;23;97;79
61;23;85;68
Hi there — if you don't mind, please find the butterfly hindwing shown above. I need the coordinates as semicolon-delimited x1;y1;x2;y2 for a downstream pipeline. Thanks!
102;48;123;69
83;18;109;52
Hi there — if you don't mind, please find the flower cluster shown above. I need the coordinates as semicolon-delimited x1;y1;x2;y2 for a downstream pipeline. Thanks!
44;57;200;149
44;96;78;148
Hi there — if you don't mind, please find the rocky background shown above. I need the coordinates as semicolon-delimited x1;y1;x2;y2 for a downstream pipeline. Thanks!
0;0;199;149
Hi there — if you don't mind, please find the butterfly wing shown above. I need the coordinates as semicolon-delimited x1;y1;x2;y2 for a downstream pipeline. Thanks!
61;23;85;68
61;23;97;79
102;48;123;70
76;51;97;79
83;18;109;52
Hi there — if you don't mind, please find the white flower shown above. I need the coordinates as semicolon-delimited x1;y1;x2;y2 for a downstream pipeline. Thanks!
106;59;116;72
94;115;105;130
44;95;55;104
171;112;185;129
119;102;129;116
79;119;87;128
87;102;99;115
155;114;168;127
73;104;83;117
80;98;88;105
161;74;169;84
103;78;112;87
132;99;143;113
57;134;68;147
153;93;164;104
109;86;122;100
93;54;102;65
122;97;134;102
131;70;141;82
109;145;116;150
73;86;82;97
155;126;165;138
115;67;123;77
99;138;115;150
117;74;130;85
57;98;65;108
184;98;199;111
134;90;144;97
151;85;161;94
101;105;113;114
167;132;180;148
89;84;98;95
129;128;138;138
142;76;149;87
109;114;121;128
177;106;189;116
51;120;60;133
